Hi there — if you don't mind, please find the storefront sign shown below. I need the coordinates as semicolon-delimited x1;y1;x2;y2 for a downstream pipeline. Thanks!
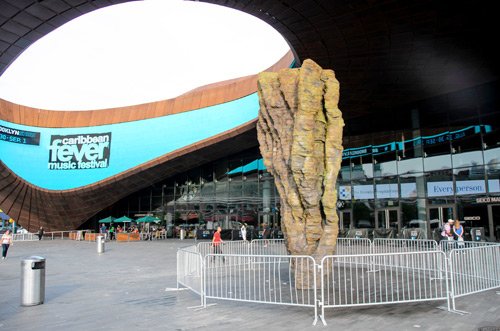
456;180;487;195
428;180;487;197
476;197;500;203
0;124;40;146
427;181;454;197
48;133;111;170
376;184;399;199
339;186;352;200
353;185;374;199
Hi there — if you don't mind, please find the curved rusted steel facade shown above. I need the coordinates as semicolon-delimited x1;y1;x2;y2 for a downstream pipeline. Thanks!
0;51;294;232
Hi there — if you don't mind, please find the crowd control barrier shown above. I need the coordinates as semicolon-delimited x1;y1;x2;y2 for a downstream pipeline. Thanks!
177;238;500;326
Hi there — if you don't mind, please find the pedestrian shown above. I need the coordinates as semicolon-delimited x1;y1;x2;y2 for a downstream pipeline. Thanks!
211;226;225;263
453;219;465;247
100;223;107;241
441;219;454;241
241;223;247;243
38;226;44;240
109;225;115;241
2;229;13;259
262;222;270;246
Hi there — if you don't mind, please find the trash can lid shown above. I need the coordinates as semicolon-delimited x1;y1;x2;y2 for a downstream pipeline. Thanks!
22;256;46;261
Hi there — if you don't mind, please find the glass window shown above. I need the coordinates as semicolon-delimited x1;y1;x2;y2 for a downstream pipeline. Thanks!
422;127;452;172
353;201;375;229
400;200;419;230
374;150;397;178
487;165;500;194
397;131;424;174
483;126;500;167
339;158;351;181
451;129;483;169
399;173;425;198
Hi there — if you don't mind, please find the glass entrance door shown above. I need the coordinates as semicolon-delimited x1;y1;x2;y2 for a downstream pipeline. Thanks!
375;208;399;230
339;210;352;230
427;204;456;238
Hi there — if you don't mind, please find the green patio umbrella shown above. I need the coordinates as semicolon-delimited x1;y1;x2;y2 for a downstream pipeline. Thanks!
98;216;117;223
135;215;161;223
114;216;133;223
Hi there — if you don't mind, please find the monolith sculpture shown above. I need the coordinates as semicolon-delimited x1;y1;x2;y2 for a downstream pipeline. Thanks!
257;59;344;288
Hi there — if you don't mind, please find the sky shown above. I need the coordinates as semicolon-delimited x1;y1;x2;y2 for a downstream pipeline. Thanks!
0;0;290;111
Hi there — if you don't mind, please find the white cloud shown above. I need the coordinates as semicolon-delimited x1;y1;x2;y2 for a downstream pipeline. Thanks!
0;0;289;111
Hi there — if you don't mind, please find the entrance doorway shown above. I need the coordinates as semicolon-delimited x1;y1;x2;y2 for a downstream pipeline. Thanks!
339;210;352;230
489;204;500;242
375;208;399;230
258;212;276;229
427;204;456;238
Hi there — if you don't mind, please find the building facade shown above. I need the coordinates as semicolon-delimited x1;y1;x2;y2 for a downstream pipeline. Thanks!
1;0;499;241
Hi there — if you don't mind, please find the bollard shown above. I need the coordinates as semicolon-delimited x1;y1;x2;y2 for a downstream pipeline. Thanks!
180;229;185;240
21;256;45;306
97;235;105;253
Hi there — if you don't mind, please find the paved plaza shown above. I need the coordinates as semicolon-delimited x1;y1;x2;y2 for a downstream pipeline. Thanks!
0;239;499;331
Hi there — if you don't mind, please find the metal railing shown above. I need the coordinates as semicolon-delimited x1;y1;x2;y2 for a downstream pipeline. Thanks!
45;231;72;240
176;238;500;326
12;233;37;241
372;238;439;254
448;244;500;310
321;251;448;311
177;245;204;306
204;253;318;323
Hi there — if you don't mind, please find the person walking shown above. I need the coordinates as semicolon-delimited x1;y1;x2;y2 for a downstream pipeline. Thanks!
2;229;13;259
241;223;247;243
211;227;225;263
38;226;44;240
262;222;270;246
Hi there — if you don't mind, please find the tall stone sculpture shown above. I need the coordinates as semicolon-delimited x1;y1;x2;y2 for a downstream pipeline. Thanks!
257;59;344;286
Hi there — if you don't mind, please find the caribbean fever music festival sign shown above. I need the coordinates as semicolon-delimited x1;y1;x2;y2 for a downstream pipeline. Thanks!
48;133;111;170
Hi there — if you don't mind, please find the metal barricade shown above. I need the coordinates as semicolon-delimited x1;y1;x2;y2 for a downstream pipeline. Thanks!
203;253;318;323
335;238;372;255
439;240;498;255
250;239;287;256
177;245;204;306
320;250;449;320
197;241;249;259
12;233;37;241
448;244;500;310
176;236;500;326
372;238;439;254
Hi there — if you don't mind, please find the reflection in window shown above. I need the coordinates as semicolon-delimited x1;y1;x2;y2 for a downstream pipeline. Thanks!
452;133;483;168
483;127;500;166
374;150;397;177
353;201;374;228
421;127;452;171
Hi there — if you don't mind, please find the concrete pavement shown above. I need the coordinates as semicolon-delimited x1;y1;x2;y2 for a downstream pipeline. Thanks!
0;239;499;330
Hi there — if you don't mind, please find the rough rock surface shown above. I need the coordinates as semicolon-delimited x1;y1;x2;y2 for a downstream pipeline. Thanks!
257;59;344;287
